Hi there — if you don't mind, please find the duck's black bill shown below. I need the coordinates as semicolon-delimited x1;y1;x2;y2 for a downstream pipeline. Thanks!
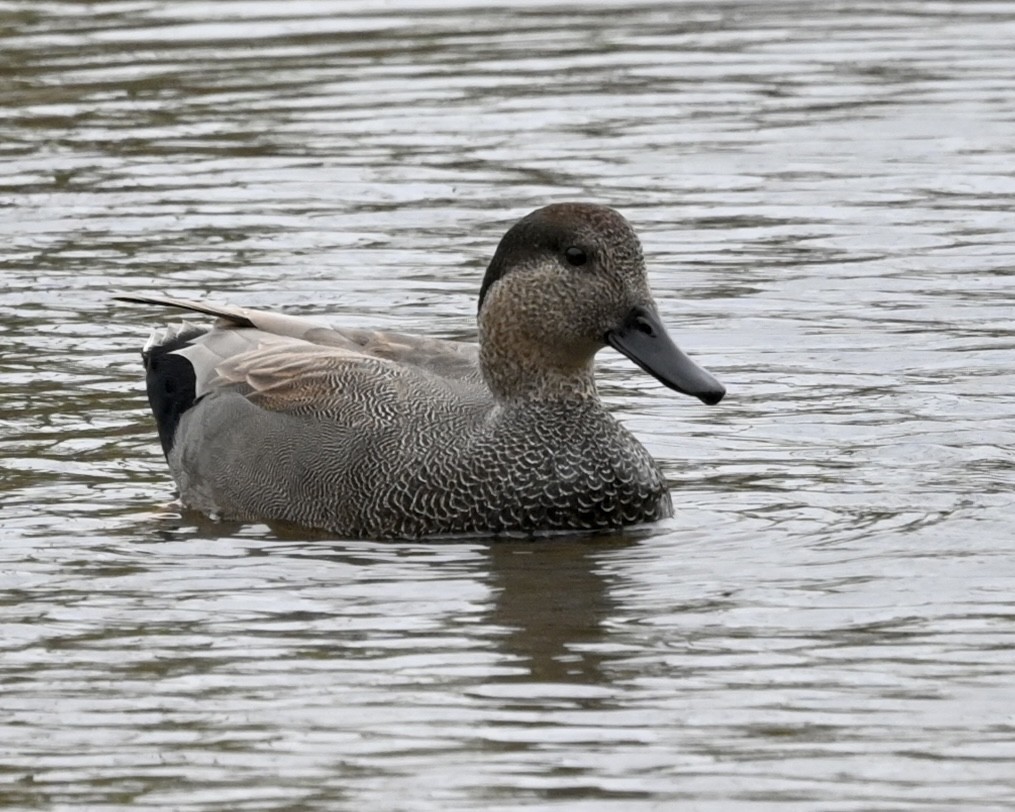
606;306;726;405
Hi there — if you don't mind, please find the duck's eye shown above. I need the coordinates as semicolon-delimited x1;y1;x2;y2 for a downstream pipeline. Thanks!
564;246;588;267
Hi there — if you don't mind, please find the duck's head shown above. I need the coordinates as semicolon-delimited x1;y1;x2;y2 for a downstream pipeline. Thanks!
477;203;725;405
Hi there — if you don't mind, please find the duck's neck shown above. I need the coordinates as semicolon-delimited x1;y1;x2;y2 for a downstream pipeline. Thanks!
478;320;600;405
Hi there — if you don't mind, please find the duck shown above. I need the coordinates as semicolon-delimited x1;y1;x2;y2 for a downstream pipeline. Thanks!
117;203;725;539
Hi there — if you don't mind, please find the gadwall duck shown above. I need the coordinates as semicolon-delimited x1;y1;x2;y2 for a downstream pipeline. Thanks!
118;203;725;539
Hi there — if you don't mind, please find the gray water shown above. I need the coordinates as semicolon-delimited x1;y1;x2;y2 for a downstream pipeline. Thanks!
2;1;1015;809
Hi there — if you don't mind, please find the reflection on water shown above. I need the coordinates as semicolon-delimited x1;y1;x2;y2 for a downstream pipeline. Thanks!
2;0;1015;809
486;537;625;686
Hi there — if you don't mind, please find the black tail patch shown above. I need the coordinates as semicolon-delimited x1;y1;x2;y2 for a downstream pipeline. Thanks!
141;326;207;457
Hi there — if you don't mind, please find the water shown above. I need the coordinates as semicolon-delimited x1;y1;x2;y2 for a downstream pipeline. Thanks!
2;1;1015;809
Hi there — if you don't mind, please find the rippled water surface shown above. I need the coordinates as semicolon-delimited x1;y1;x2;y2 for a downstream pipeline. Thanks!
3;1;1015;809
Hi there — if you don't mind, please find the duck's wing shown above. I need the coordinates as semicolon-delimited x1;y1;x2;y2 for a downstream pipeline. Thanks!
200;339;486;429
115;294;483;387
116;296;493;468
